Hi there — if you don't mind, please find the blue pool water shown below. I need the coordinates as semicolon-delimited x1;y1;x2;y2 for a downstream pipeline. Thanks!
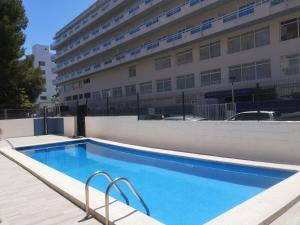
18;140;294;225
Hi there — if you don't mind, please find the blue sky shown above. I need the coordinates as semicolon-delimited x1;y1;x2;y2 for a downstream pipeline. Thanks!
23;0;96;55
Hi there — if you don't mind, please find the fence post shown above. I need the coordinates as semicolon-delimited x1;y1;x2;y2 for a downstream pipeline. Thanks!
4;109;8;120
106;96;109;116
182;92;185;120
43;106;48;135
86;99;88;115
137;93;140;120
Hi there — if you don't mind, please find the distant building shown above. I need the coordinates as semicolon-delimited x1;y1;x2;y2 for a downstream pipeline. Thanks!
32;44;57;108
51;0;300;108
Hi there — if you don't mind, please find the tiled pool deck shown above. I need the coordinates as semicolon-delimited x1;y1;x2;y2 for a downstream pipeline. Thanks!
0;151;100;225
1;135;300;225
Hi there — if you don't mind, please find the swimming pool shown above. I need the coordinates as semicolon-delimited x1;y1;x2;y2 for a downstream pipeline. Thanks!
17;140;294;225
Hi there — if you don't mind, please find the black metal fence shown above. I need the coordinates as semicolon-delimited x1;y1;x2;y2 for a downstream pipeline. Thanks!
3;92;300;121
56;91;300;121
0;106;61;120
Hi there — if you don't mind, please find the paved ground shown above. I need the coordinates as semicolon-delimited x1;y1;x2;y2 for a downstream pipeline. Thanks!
0;154;101;225
271;201;300;225
6;135;77;148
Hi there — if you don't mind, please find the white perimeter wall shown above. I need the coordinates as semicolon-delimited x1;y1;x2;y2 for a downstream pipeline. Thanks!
0;119;34;139
86;116;300;165
0;117;76;139
63;117;76;137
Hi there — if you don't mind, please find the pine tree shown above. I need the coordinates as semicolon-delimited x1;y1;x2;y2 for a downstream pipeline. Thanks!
0;0;45;108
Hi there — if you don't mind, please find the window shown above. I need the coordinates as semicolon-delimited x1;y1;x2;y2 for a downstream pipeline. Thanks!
255;27;270;47
65;96;72;101
229;60;271;82
102;89;110;98
128;65;136;77
229;65;242;82
256;60;271;79
79;94;83;99
228;27;270;53
64;83;72;92
176;50;193;65
40;96;47;100
241;32;255;50
199;41;220;60
155;56;171;70
72;81;82;90
176;74;195;90
200;69;222;86
228;36;240;54
113;87;123;98
83;78;90;84
42;87;47;92
281;18;300;41
281;54;300;76
84;92;91;99
93;91;101;99
140;82;152;94
242;62;256;81
73;95;78;100
41;70;46;75
39;61;46;66
156;78;172;92
125;85;136;96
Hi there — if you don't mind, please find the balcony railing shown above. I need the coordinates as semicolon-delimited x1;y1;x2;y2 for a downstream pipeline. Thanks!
51;0;124;49
53;0;215;67
52;0;166;60
51;0;160;51
52;0;297;84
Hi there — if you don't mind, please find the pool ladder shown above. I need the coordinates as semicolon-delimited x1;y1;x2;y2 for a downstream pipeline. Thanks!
85;171;150;225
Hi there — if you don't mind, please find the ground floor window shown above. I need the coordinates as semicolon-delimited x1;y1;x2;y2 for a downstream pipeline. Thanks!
125;85;136;96
113;87;123;98
84;92;91;99
176;74;195;90
93;91;101;99
102;89;110;99
156;78;172;92
229;59;271;82
281;54;300;76
140;82;152;94
201;69;222;86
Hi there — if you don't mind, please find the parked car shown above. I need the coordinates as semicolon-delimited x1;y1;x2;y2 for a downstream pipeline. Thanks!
139;114;164;120
228;111;281;121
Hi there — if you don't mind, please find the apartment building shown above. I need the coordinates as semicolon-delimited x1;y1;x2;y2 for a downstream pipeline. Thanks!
33;44;57;108
51;0;300;108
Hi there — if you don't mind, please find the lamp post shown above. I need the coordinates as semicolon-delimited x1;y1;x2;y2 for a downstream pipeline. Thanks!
229;75;236;106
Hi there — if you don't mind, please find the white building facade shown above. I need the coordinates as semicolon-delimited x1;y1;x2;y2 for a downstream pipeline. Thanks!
33;44;57;108
51;0;300;109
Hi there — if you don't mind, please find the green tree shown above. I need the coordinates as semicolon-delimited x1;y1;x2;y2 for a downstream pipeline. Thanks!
0;0;45;108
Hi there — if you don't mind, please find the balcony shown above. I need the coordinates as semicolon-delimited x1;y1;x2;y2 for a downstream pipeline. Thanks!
53;0;221;70
52;0;164;60
53;0;300;84
51;0;126;50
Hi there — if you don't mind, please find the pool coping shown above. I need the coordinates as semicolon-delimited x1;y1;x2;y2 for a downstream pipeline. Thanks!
0;138;163;225
1;136;300;225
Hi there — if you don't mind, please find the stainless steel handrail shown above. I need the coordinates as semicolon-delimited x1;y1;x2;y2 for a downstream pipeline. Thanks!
105;177;150;225
85;171;129;218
